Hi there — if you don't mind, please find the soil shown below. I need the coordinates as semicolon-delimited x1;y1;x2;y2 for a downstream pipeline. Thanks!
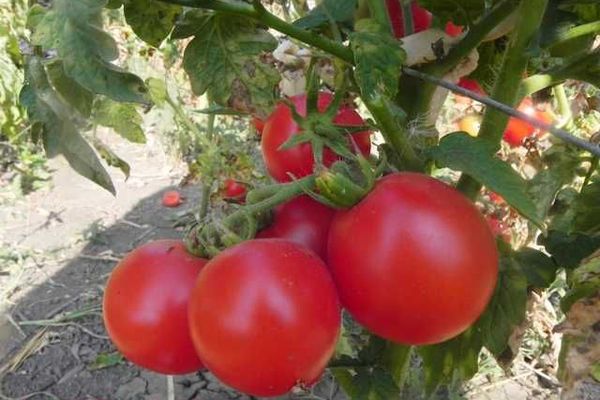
0;131;592;400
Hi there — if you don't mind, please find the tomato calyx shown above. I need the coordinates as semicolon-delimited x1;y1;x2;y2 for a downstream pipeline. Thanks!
312;155;385;209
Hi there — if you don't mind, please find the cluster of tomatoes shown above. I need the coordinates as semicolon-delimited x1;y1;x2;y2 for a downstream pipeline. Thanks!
103;89;500;397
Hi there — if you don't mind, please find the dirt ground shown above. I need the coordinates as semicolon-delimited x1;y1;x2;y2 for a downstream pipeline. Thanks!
0;131;589;399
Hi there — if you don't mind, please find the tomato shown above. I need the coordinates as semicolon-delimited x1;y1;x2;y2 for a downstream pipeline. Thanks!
386;0;432;39
456;78;486;104
103;240;207;374
256;195;335;259
458;114;482;137
503;98;541;147
328;173;498;345
445;21;464;37
252;116;265;135
223;179;247;201
162;190;182;207
261;92;371;182
188;239;341;397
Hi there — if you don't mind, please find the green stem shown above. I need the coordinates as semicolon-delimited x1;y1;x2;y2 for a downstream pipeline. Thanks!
362;95;424;171
198;110;217;220
457;0;550;199
402;0;414;36
550;20;600;46
518;74;558;99
409;0;517;119
582;158;599;189
368;0;393;34
553;84;573;129
159;0;354;62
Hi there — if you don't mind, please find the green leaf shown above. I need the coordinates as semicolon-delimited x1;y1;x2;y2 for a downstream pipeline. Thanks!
561;249;600;312
294;0;358;30
124;0;182;47
93;98;145;144
514;248;559;289
89;352;123;370
93;139;131;179
146;77;168;107
419;248;528;392
573;176;600;235
32;0;148;104
478;251;528;356
430;133;542;226
171;8;212;39
333;367;400;400
419;327;481;395
46;61;94;118
183;14;279;114
539;230;600;269
350;19;406;101
21;57;115;194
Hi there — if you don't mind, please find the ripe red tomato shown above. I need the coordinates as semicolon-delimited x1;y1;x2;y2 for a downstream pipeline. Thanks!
188;239;341;397
445;21;464;37
456;78;486;104
458;114;482;137
503;98;539;147
256;195;335;259
162;190;182;207
386;0;432;39
261;92;371;182
103;240;207;374
252;116;265;135
223;179;247;201
328;173;498;345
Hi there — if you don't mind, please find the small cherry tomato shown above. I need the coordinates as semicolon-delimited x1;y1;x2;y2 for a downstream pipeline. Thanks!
488;191;506;206
103;240;207;374
257;195;335;259
503;98;538;147
445;21;464;37
487;216;511;243
188;239;341;397
162;190;183;208
223;179;247;202
456;78;486;104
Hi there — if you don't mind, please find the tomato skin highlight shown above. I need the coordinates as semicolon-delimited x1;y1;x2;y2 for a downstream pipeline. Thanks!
103;240;207;375
256;195;335;259
188;239;341;397
327;173;498;345
162;190;182;207
261;92;371;182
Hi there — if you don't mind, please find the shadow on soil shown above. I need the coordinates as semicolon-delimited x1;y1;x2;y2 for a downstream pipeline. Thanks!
0;185;340;400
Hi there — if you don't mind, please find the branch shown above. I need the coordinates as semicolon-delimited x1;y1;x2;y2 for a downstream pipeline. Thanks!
403;68;600;158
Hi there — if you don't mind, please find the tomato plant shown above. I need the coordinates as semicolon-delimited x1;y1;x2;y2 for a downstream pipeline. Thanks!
261;92;371;182
257;195;335;258
103;240;206;375
188;239;340;397
20;0;600;398
328;173;498;345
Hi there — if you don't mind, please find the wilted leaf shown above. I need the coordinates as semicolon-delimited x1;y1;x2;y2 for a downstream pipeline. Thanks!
146;77;169;107
93;139;131;180
93;98;145;144
89;352;123;370
32;0;148;104
46;61;94;118
333;367;400;400
183;14;279;113
350;19;406;100
539;230;600;269
124;0;182;47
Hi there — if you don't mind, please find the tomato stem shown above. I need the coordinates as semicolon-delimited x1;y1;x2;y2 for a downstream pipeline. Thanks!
457;0;551;199
367;0;394;35
407;0;517;120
